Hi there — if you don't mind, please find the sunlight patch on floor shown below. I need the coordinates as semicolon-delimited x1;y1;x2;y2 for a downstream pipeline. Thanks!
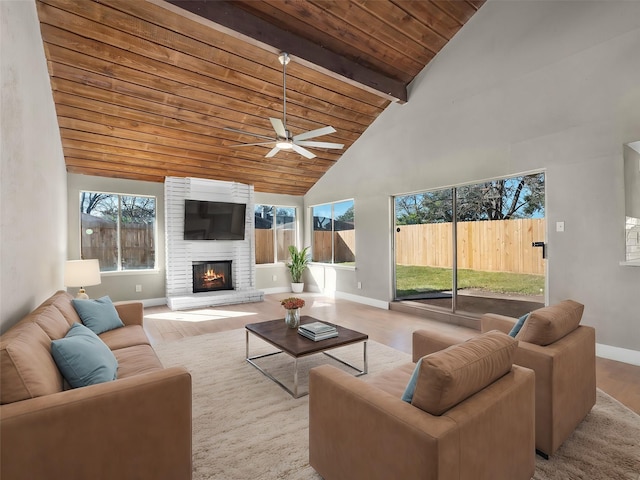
145;309;257;322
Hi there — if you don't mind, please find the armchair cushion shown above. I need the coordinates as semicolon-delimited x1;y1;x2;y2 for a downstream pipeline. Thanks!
412;330;517;415
516;300;583;346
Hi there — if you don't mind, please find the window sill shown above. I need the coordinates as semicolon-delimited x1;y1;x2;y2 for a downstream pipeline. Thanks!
101;269;161;276
309;262;356;271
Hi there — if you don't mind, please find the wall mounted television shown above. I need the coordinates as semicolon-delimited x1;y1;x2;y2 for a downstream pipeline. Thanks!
183;199;246;240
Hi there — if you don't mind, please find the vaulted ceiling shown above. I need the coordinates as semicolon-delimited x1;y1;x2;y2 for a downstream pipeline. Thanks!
36;0;484;195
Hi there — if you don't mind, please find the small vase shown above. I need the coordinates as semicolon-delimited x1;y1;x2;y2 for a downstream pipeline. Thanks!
285;308;300;329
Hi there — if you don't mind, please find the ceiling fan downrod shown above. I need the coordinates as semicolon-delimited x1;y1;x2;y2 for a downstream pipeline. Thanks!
278;52;290;136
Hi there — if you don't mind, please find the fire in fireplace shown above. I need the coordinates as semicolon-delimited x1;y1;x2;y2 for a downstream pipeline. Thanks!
192;261;233;293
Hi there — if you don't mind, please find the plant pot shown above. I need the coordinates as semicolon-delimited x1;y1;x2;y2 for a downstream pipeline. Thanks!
291;283;304;293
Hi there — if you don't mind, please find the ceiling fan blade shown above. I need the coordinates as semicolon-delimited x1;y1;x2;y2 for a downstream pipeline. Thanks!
229;141;276;147
269;118;287;138
291;143;316;159
265;146;281;158
293;126;336;141
295;140;344;149
223;127;274;141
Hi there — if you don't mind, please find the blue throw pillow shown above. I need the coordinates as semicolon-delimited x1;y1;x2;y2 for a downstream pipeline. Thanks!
509;313;530;338
72;295;124;335
401;358;423;403
51;323;118;388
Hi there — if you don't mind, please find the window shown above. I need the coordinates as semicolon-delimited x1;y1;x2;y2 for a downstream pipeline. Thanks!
254;205;297;264
80;192;156;272
312;199;355;264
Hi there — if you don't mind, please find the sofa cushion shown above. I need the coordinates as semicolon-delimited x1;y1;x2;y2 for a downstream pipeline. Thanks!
51;323;118;388
516;300;584;346
99;324;150;351
33;305;71;340
72;296;125;335
365;362;415;398
411;330;517;416
43;290;82;327
1;322;64;404
113;344;164;378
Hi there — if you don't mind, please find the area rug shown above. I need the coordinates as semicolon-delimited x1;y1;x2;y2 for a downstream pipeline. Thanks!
154;329;640;480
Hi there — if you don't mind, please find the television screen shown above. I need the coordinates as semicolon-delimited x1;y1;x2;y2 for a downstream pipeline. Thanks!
184;200;246;240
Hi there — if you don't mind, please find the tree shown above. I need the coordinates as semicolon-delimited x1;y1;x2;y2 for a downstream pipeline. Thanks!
80;193;155;224
335;205;354;223
396;173;545;225
80;192;111;215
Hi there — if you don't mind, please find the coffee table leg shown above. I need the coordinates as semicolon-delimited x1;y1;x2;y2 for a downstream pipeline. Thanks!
245;329;249;359
363;340;368;374
293;357;298;398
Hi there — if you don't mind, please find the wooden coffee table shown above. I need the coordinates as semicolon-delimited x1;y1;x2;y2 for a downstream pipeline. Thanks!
245;316;368;398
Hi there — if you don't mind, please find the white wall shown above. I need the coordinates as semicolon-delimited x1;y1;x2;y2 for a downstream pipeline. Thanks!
0;1;67;333
306;0;640;353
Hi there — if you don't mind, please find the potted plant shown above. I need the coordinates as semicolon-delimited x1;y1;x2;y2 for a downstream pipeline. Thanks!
286;245;310;293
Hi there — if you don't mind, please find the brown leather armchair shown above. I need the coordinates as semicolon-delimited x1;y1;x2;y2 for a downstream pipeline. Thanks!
309;331;536;480
413;300;596;458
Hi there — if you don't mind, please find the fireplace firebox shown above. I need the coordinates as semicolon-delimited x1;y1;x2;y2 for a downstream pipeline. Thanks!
192;261;233;293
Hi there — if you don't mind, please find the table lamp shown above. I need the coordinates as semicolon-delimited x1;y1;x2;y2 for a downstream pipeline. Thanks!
64;259;101;299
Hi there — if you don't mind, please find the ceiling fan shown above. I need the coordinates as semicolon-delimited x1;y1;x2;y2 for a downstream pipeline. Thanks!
224;52;344;160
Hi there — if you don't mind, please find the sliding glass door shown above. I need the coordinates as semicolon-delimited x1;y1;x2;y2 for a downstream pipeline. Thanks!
394;173;546;317
394;189;453;310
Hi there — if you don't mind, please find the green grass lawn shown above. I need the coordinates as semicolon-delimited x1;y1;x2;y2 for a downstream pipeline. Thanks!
396;265;544;297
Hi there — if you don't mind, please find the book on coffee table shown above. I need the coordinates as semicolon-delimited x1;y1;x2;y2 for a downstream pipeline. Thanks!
299;321;337;335
298;321;338;341
298;328;339;341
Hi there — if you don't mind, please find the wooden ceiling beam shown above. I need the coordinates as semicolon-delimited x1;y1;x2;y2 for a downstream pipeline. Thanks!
158;0;407;103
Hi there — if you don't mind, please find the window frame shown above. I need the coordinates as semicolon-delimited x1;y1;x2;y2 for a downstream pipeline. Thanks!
79;191;158;273
311;198;355;265
254;204;298;265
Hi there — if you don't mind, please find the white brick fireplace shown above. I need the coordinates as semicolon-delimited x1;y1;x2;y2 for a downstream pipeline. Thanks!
164;177;263;310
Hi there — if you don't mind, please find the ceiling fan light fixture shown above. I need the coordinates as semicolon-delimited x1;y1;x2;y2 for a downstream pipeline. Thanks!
276;140;293;150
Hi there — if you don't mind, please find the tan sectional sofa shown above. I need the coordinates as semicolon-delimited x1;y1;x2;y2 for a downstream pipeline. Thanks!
0;290;192;480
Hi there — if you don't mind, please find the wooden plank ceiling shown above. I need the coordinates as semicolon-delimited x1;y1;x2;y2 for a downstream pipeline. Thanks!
36;0;484;195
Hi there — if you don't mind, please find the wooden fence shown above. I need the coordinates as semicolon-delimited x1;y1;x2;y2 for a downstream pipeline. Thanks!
255;229;355;264
395;218;545;275
81;215;155;270
255;229;296;264
312;231;355;263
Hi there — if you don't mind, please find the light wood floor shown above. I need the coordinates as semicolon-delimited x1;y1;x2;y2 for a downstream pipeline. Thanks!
144;293;640;415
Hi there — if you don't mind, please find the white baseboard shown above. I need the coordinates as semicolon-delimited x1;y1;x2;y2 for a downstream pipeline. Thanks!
141;297;167;308
332;291;389;310
260;287;292;295
596;343;640;366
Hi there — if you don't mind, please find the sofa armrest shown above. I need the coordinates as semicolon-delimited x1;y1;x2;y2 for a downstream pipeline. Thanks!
114;301;144;326
412;329;476;362
0;367;192;480
480;313;516;334
309;364;459;480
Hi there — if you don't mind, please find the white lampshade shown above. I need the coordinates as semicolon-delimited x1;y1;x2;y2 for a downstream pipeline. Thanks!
64;259;101;299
